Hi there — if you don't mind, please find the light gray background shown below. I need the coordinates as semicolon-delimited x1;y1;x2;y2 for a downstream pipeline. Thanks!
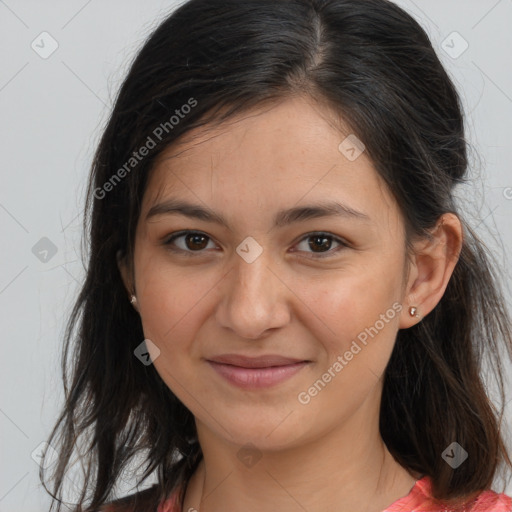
1;1;511;510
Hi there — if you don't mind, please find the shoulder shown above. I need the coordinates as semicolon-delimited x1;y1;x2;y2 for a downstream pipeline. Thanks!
98;484;162;512
386;476;512;511
469;487;512;511
97;482;183;512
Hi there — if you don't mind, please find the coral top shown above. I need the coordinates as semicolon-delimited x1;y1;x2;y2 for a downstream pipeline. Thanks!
157;476;512;512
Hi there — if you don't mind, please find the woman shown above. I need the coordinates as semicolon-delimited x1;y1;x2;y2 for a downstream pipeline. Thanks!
41;0;512;511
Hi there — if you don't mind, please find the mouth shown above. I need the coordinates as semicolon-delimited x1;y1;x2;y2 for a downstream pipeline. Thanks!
206;354;312;389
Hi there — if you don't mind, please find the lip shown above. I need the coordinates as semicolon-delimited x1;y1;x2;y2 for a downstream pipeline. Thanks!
207;354;309;368
206;354;311;389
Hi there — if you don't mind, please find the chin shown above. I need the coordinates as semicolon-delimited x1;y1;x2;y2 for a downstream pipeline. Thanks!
215;414;312;453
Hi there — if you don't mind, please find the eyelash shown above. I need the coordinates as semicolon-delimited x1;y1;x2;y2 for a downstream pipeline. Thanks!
162;230;349;259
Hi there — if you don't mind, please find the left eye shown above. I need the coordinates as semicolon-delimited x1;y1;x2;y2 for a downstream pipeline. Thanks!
163;230;347;258
293;232;347;258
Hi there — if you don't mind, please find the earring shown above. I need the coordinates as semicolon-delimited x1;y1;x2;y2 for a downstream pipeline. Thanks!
409;306;419;318
130;294;137;305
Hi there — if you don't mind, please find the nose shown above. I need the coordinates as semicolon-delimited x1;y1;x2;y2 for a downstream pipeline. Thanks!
215;247;291;340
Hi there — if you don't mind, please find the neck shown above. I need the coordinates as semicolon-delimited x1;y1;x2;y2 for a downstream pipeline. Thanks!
183;401;420;512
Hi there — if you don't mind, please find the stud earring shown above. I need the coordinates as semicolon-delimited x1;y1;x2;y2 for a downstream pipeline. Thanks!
409;306;419;318
130;294;137;305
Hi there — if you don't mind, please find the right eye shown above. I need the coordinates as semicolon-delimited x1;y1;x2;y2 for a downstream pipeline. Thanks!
163;230;218;255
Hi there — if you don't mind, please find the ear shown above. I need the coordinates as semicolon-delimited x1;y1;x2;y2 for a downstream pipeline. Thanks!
117;249;136;305
399;213;463;329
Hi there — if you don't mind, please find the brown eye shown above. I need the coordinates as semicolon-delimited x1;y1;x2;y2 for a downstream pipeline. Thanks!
164;231;216;254
294;232;348;259
184;233;209;250
308;235;333;253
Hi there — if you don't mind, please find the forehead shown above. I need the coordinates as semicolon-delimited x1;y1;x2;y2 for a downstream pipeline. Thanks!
142;96;398;224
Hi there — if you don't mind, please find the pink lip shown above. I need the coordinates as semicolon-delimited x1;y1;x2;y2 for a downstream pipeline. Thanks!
206;354;311;389
208;354;308;368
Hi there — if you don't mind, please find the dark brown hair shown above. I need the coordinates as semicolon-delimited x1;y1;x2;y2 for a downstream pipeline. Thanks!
41;0;512;510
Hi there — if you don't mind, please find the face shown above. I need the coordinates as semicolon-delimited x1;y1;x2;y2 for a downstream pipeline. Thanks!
126;95;412;451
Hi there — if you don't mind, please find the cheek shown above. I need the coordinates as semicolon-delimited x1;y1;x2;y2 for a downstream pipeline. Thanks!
299;261;403;363
294;273;403;419
135;261;214;399
135;252;217;351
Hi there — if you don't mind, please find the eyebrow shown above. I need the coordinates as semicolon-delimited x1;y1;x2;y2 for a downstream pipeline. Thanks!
146;198;370;228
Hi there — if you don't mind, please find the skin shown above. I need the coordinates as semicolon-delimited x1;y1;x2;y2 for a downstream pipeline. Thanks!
119;95;463;512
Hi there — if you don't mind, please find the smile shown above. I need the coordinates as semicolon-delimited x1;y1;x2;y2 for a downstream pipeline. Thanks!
206;360;310;389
